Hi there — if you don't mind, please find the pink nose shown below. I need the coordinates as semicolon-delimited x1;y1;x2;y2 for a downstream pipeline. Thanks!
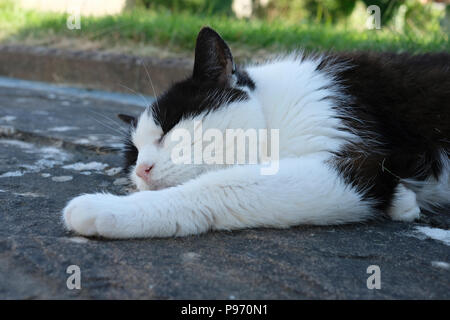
136;163;154;181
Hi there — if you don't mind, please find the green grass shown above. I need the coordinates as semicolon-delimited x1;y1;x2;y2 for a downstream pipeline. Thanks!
0;0;448;57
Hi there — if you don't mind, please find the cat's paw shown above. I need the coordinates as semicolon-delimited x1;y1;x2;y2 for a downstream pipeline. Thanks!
63;193;131;238
388;184;421;222
390;205;421;222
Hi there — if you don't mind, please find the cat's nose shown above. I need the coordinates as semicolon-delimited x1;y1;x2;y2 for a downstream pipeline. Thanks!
136;163;154;181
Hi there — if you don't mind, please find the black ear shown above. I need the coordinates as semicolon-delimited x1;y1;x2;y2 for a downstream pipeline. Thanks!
193;27;235;86
118;114;137;127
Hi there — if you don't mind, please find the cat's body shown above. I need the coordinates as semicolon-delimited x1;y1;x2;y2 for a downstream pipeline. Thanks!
63;28;449;238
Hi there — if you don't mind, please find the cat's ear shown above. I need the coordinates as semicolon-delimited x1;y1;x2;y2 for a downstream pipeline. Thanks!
193;27;235;86
118;114;137;127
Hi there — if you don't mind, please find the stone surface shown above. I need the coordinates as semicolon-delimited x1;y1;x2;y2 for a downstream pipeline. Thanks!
0;82;449;299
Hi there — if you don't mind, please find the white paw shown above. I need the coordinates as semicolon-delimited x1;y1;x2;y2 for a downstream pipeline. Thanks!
388;184;421;222
63;193;132;238
390;205;421;222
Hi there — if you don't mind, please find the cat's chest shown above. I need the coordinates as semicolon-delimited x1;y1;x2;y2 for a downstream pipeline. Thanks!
258;91;354;158
246;59;357;158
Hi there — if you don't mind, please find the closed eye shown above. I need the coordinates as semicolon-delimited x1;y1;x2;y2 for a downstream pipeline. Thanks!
156;135;164;145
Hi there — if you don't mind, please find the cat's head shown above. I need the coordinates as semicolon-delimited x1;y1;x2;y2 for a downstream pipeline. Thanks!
118;27;262;191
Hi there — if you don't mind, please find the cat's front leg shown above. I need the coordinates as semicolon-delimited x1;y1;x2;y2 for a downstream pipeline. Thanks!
62;192;177;238
63;193;130;237
63;188;208;238
63;154;376;239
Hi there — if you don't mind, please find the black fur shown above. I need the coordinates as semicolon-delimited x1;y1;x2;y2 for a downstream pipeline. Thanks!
150;80;249;135
235;69;255;90
327;52;450;212
118;114;138;173
151;27;252;135
118;113;137;126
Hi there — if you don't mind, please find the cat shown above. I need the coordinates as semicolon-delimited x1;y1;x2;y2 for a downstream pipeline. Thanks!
62;27;450;239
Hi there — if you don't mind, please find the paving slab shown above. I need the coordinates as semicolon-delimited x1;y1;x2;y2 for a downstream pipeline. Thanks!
0;79;449;299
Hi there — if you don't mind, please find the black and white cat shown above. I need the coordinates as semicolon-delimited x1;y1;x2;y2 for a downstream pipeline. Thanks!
63;27;450;238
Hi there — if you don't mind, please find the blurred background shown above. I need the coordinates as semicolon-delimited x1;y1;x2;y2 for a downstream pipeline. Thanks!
0;0;448;61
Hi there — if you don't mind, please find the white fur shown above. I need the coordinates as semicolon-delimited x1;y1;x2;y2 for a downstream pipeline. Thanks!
62;55;442;238
246;57;356;157
63;155;374;238
130;95;267;190
387;184;421;222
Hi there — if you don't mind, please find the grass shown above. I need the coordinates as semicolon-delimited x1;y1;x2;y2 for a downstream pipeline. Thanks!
0;0;448;60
